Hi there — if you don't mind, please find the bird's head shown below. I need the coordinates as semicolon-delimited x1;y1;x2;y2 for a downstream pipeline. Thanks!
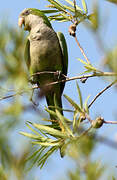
18;8;52;31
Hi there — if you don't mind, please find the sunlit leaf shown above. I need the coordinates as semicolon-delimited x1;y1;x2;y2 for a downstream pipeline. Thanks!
81;0;88;13
47;0;66;12
76;81;83;108
56;109;73;136
64;94;82;112
28;122;68;138
84;95;90;113
64;0;83;12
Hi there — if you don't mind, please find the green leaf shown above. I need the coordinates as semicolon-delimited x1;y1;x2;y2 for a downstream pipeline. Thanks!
56;109;74;137
26;147;45;162
64;94;82;112
29;122;68;138
45;107;57;118
81;69;93;74
49;13;62;18
77;58;89;65
41;9;59;13
47;0;66;12
84;95;90;113
64;0;83;12
64;5;75;13
49;16;67;21
81;0;88;13
26;122;41;136
73;111;79;131
38;146;58;168
19;132;40;140
32;140;61;147
84;65;97;72
60;13;71;20
76;81;83;108
26;147;46;170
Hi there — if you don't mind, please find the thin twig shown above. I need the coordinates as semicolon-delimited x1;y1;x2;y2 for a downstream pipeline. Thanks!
0;72;117;101
86;112;117;126
0;91;24;101
85;113;92;123
73;0;77;21
30;71;69;79
88;79;117;108
103;120;117;124
74;36;90;64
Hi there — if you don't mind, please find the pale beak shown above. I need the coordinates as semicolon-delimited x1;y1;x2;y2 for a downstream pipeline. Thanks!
18;17;24;28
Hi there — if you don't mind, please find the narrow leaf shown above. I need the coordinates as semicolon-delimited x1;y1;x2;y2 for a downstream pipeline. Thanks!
64;0;83;12
73;111;79;131
30;122;68;138
61;13;71;20
26;147;44;162
19;132;39;140
47;0;66;12
81;0;88;13
26;122;41;136
32;140;60;147
64;94;82;112
38;146;57;168
84;95;90;113
56;109;73;136
76;81;83;108
41;9;59;13
77;58;89;65
64;5;75;13
84;65;97;71
45;107;57;118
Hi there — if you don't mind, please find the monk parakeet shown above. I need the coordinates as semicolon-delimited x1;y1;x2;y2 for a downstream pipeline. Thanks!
18;8;68;128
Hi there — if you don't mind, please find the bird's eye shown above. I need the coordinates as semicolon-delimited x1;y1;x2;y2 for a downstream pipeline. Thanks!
25;10;29;15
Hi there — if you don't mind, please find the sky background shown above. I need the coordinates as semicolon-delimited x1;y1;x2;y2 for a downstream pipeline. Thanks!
1;0;117;179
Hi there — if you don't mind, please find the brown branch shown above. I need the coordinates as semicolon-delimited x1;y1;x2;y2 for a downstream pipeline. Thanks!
103;120;117;124
73;0;77;21
88;79;117;108
0;72;117;101
0;91;24;101
74;36;90;64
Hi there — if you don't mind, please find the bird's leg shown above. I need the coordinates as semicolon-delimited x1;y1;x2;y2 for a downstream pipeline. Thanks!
54;70;62;80
30;88;39;106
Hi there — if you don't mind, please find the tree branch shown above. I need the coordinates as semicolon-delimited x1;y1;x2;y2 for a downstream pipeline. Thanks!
88;79;117;108
74;36;91;64
0;72;117;101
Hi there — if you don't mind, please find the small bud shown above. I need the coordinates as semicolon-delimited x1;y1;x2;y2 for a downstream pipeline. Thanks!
92;117;104;129
68;24;77;37
79;113;86;122
80;77;88;83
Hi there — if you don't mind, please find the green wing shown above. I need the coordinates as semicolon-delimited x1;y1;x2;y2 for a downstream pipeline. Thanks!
24;38;31;70
57;32;68;94
57;32;68;76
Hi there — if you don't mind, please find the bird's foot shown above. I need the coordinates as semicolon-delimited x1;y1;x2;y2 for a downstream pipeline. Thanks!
30;89;39;107
54;70;62;80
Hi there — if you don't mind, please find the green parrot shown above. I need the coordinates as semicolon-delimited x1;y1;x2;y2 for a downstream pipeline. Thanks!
18;8;68;128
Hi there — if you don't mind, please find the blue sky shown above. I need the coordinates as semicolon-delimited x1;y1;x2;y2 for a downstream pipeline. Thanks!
1;0;117;179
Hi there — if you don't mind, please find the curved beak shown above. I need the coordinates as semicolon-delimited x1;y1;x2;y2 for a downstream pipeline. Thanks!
18;17;24;28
